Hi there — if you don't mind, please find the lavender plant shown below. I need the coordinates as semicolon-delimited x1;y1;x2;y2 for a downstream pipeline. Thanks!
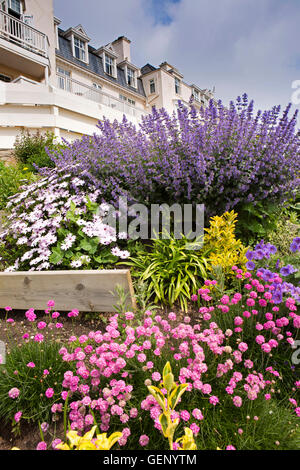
49;95;300;217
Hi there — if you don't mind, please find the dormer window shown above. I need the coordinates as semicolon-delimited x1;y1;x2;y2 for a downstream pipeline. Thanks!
63;25;90;64
127;67;136;87
105;55;114;76
74;37;86;61
175;77;181;95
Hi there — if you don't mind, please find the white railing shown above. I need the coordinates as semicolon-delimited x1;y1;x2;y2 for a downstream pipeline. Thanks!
0;10;48;57
56;74;145;119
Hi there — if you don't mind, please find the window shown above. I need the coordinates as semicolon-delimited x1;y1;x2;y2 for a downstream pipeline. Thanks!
74;37;86;62
9;0;21;15
105;54;115;76
193;89;200;102
93;83;102;90
127;67;135;87
0;73;11;82
119;94;135;107
175;77;181;95
149;79;155;94
57;67;71;91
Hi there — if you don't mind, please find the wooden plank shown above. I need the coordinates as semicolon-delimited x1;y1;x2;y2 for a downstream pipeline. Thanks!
0;269;136;312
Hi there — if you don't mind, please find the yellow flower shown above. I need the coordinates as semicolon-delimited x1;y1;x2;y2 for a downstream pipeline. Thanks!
56;426;122;451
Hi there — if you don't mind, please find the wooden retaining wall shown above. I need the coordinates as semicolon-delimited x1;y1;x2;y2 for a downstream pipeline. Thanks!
0;269;136;312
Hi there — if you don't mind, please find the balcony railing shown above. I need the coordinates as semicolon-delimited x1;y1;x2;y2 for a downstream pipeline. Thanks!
0;10;48;57
56;74;145;120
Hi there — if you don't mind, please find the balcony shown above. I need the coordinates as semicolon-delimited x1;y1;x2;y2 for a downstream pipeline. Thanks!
56;74;145;120
0;10;48;57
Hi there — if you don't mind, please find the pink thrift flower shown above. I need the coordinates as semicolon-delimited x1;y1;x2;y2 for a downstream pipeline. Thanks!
36;441;47;450
14;411;22;423
139;435;149;447
45;388;54;398
209;396;219;405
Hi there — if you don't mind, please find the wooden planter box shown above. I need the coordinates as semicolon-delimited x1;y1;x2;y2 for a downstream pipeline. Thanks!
0;269;136;312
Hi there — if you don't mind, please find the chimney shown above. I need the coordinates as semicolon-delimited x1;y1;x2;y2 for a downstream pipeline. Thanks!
112;36;131;64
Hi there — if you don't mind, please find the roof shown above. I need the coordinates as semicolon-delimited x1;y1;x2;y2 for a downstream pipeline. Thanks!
56;30;146;98
140;63;157;75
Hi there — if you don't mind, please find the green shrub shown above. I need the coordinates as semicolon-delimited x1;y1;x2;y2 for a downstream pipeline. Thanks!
236;201;281;246
0;341;73;424
14;131;64;171
0;162;36;210
123;235;209;312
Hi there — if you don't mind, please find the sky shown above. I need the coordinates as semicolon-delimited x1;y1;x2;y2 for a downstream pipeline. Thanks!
54;0;300;118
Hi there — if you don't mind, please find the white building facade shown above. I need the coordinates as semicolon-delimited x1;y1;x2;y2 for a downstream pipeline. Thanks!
0;0;214;150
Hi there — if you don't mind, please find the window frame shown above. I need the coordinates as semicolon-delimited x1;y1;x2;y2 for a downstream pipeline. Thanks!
127;67;136;88
105;53;116;77
175;77;181;95
73;36;86;62
193;89;200;102
8;0;22;15
149;78;155;94
57;66;71;92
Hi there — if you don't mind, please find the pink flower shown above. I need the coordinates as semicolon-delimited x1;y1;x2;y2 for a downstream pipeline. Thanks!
190;423;200;435
47;300;55;308
8;388;20;399
37;321;47;330
226;445;236;450
180;410;190;421
139;435;149;447
125;311;134;320
52;439;62;450
192;408;204;420
130;408;138;418
233;396;242;407
14;411;22;423
137;353;146;363
34;334;44;343
261;343;271;353
209;396;219;405
27;362;35;368
36;441;47;450
238;342;248;352
202;384;212;394
45;388;54;398
152;372;161;382
25;309;36;322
